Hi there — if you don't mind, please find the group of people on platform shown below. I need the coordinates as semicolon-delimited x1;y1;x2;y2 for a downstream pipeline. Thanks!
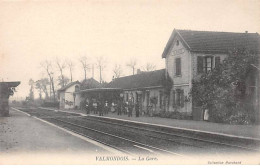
84;99;140;117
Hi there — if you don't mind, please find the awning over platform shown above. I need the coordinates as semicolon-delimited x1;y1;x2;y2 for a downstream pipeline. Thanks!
0;82;20;88
76;88;122;94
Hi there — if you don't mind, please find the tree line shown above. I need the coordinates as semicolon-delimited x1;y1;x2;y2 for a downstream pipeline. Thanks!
28;57;156;102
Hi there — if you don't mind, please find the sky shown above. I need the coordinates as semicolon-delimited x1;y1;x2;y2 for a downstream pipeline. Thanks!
0;0;260;100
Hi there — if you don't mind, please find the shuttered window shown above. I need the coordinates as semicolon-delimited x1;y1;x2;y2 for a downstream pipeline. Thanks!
215;56;220;68
204;56;213;73
146;91;150;106
176;89;181;107
159;91;163;108
198;56;215;73
175;89;185;108
197;56;204;74
172;90;176;107
175;58;181;76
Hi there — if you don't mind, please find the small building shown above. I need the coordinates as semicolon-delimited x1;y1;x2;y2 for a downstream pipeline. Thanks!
57;81;80;109
162;29;260;119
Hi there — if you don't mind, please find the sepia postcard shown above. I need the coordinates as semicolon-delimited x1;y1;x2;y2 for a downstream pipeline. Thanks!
0;0;260;165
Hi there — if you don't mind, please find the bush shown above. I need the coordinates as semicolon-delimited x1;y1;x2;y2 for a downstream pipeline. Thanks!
154;111;192;120
208;102;256;125
191;49;259;125
227;113;252;125
22;101;28;106
41;101;59;108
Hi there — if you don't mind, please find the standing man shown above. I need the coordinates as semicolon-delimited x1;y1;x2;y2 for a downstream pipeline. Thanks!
135;102;139;117
89;99;93;113
97;101;101;116
85;101;90;114
104;101;109;115
117;100;122;115
98;100;104;116
125;101;129;115
93;101;97;114
128;102;133;117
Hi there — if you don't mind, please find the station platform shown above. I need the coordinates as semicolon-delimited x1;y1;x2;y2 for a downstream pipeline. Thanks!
43;107;260;140
0;108;122;164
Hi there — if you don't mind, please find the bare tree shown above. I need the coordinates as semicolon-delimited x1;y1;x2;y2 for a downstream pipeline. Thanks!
96;56;107;83
35;78;49;100
79;56;90;81
66;59;74;82
28;79;34;101
113;64;123;78
126;58;137;75
41;60;56;102
56;58;66;87
142;63;156;72
58;76;70;87
35;80;42;100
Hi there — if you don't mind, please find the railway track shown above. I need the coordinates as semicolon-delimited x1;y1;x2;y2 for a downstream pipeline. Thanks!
17;107;260;156
84;116;260;152
47;117;185;156
19;108;186;156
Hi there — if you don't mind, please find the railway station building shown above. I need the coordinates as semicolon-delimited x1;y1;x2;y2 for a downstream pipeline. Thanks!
161;29;260;120
58;29;259;121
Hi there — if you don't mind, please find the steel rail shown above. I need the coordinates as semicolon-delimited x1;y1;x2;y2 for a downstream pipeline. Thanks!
51;117;185;157
51;119;136;156
79;117;204;148
20;108;259;153
18;109;137;156
83;116;260;152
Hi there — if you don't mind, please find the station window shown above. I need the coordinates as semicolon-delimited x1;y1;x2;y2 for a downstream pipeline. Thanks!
198;56;219;73
204;56;213;73
175;58;181;76
175;89;184;107
159;91;163;108
172;90;176;107
146;91;150;106
75;85;80;92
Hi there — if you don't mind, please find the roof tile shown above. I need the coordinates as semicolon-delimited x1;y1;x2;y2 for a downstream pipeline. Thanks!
162;29;260;58
57;81;80;92
106;69;165;90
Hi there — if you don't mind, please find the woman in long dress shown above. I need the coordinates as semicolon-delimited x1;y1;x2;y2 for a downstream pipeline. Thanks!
204;109;209;121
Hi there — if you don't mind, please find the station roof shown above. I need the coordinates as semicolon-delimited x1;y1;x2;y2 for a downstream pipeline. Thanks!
106;69;165;90
80;78;101;90
0;82;20;88
77;88;122;93
57;81;80;92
